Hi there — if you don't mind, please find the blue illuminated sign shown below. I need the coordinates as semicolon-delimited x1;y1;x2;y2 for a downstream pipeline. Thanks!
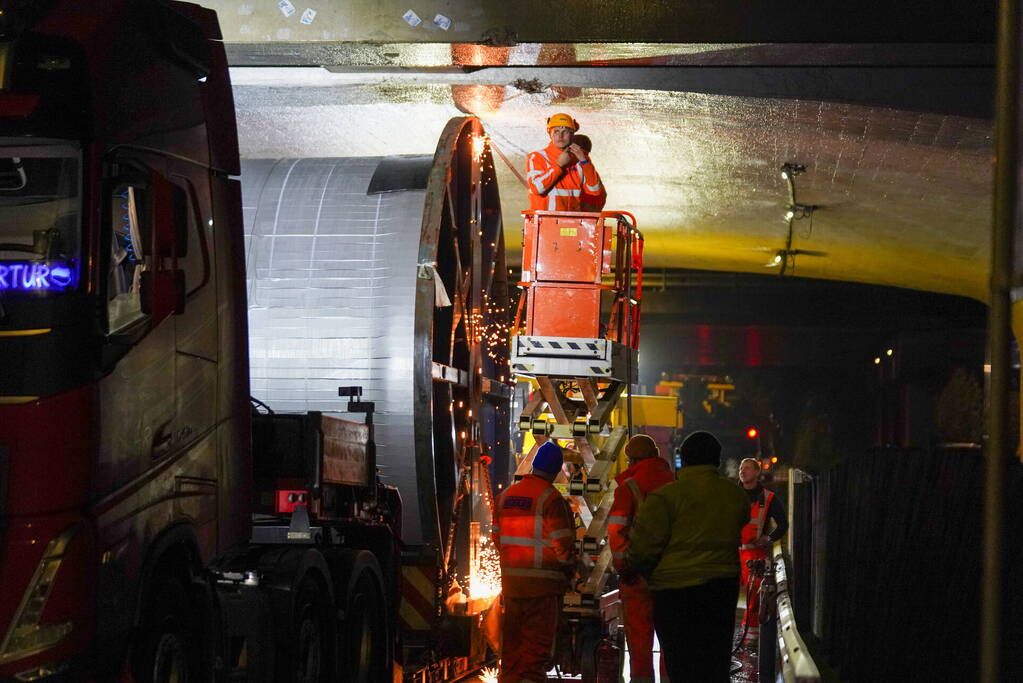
0;261;77;292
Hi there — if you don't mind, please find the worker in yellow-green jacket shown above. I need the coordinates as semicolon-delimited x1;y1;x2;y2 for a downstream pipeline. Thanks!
626;431;749;683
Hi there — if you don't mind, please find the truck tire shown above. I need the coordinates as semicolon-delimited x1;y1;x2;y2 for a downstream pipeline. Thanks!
290;576;332;683
134;577;201;683
340;554;389;683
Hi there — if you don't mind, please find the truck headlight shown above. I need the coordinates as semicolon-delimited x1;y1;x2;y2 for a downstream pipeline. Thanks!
0;525;78;663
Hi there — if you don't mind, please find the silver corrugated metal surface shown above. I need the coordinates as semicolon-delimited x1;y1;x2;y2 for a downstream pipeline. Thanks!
240;117;511;556
243;156;420;413
243;155;425;535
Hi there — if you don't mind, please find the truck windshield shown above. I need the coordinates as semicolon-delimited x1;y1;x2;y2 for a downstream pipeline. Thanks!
0;140;81;294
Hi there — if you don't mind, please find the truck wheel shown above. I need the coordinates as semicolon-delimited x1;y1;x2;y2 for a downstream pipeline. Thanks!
342;566;388;683
292;578;331;683
135;578;200;683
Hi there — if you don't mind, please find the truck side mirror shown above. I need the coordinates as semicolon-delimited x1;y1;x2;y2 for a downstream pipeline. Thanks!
139;267;186;317
139;174;187;320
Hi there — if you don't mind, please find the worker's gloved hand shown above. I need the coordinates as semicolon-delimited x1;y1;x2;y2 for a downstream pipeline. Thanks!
556;149;573;168
755;534;772;549
568;143;589;162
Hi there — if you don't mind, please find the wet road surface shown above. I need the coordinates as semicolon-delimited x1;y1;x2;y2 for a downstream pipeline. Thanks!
461;606;761;682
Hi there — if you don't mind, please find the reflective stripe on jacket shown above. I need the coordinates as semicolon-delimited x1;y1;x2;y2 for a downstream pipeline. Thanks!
494;474;577;597
739;489;775;550
607;456;675;572
526;143;606;212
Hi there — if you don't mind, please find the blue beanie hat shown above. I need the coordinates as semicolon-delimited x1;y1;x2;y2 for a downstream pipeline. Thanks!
532;441;564;474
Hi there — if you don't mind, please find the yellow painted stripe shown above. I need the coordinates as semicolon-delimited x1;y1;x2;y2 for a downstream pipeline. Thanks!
0;328;51;337
0;396;39;404
403;566;435;602
0;43;8;90
399;600;431;631
400;566;436;631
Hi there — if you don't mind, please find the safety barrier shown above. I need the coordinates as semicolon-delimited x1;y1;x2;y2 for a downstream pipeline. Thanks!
771;542;821;683
789;449;1023;682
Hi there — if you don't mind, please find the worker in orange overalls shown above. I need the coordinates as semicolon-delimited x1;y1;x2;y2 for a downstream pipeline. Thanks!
526;113;607;212
607;434;675;683
737;457;788;635
495;441;577;682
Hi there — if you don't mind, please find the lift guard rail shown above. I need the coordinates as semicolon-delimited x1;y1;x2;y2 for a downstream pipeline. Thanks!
514;210;643;350
772;541;821;683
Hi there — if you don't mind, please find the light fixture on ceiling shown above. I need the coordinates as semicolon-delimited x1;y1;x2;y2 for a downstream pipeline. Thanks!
763;162;826;275
781;162;816;223
780;162;804;181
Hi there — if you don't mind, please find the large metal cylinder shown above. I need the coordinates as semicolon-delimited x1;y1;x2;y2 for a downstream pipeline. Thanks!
241;117;510;553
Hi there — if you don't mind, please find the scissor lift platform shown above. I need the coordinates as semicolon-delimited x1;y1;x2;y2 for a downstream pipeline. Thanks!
510;209;643;679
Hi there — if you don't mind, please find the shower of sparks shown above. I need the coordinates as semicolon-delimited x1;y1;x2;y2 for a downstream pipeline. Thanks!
466;536;503;601
479;666;499;683
472;134;489;163
480;292;511;365
469;308;485;345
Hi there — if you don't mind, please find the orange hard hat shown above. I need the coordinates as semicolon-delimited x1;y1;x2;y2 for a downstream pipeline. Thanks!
546;113;579;131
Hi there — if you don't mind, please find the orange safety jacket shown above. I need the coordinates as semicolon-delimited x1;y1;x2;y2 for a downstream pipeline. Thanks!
740;489;775;551
494;474;577;598
607;456;675;573
526;143;606;212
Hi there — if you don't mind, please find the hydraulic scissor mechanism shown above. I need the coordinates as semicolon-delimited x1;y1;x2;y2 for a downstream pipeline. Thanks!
514;375;629;614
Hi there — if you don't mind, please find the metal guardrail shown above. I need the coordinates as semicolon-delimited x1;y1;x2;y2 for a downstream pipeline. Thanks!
771;542;821;683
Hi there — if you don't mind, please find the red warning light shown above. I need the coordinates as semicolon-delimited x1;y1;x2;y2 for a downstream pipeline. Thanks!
746;427;759;439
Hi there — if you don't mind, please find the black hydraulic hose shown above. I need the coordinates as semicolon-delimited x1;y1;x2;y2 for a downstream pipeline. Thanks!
249;395;274;414
733;570;757;655
730;562;761;675
443;472;469;575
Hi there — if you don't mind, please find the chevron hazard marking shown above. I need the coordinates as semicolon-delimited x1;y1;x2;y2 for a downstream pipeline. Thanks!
400;565;436;631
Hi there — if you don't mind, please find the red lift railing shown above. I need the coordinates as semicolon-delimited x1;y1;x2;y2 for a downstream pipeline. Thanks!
513;210;643;350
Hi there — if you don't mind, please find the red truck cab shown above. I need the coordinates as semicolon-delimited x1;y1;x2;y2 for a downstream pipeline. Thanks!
0;2;249;679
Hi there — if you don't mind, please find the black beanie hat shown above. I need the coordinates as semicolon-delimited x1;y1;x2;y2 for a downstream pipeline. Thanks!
679;431;722;466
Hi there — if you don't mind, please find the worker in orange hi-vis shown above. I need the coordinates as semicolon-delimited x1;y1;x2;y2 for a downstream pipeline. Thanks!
737;457;788;635
494;441;577;683
607;435;675;683
525;113;607;212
